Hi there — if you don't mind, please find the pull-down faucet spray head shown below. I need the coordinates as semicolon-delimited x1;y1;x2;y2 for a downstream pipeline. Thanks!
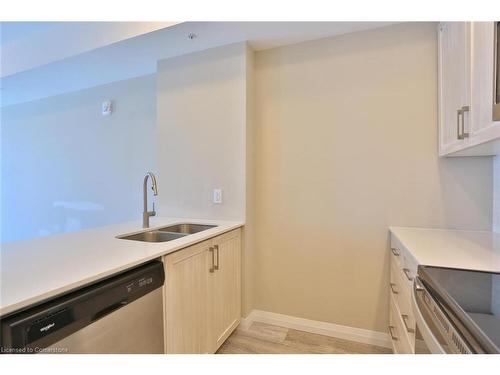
148;172;158;196
143;172;158;228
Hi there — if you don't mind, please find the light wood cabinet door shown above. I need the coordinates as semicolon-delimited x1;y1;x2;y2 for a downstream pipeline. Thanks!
438;22;471;155
163;229;242;353
164;240;211;354
208;229;241;352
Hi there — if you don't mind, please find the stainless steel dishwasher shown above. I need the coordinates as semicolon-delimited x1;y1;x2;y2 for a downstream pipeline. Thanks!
0;261;165;354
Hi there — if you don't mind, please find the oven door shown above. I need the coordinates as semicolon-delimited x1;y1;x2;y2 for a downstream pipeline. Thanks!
411;278;445;353
412;277;473;354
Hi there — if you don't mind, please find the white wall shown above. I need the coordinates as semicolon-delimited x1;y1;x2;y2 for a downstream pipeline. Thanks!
1;75;156;242
494;156;500;233
155;43;250;221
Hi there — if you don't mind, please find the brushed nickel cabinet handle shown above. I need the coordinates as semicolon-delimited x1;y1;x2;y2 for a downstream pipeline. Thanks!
403;268;413;281
461;105;470;138
214;244;219;271
209;247;215;273
390;283;398;294
391;248;400;256
388;325;398;341
457;108;464;139
401;314;415;333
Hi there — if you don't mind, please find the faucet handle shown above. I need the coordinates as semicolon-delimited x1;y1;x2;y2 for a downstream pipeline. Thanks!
152;202;156;215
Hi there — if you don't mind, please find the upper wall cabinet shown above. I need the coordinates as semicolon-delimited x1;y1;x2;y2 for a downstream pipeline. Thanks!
438;22;500;156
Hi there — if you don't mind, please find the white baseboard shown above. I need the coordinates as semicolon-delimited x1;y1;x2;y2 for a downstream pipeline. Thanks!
241;309;391;349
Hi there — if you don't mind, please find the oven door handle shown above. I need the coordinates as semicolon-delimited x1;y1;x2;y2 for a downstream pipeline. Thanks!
411;277;446;354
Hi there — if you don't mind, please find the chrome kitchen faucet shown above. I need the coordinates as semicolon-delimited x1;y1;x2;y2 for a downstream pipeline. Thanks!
143;172;158;228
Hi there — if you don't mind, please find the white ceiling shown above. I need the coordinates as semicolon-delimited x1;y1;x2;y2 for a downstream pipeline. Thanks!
0;22;178;77
0;21;394;107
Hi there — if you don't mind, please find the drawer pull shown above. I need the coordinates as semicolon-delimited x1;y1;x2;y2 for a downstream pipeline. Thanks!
388;325;398;341
391;248;400;256
457;108;464;140
401;314;415;334
458;106;470;139
390;283;398;294
214;244;220;271
209;247;215;273
403;268;413;281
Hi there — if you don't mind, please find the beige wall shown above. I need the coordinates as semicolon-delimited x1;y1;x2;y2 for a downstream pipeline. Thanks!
156;43;256;314
252;23;493;332
494;156;500;233
156;43;249;221
243;45;256;315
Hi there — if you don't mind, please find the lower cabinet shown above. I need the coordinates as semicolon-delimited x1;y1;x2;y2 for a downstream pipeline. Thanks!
388;236;418;354
208;230;242;351
163;229;241;353
389;295;413;354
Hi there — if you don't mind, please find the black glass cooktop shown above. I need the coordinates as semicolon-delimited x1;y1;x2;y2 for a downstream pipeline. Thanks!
418;266;500;353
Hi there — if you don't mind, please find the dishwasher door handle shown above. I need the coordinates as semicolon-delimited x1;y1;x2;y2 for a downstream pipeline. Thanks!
91;300;129;322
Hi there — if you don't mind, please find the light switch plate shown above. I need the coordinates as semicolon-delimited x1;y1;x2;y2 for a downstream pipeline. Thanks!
213;189;222;204
102;100;113;116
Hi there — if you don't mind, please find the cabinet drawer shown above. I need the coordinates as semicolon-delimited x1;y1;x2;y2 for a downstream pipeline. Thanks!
389;296;413;354
398;263;414;296
390;249;411;296
389;237;404;269
390;261;416;349
390;235;418;277
389;258;403;305
389;241;416;351
395;282;416;349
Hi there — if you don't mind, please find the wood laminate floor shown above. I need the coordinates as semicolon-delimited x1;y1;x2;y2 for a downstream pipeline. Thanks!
216;322;393;354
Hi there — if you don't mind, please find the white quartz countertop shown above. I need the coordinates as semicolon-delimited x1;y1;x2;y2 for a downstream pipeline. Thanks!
389;226;500;273
0;217;244;317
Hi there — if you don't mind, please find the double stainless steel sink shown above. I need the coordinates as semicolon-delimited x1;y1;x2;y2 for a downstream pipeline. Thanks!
117;223;217;243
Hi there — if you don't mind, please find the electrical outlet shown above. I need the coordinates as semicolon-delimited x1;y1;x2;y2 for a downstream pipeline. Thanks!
213;189;222;204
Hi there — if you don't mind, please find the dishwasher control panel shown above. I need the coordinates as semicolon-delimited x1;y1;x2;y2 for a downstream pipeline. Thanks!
125;275;154;294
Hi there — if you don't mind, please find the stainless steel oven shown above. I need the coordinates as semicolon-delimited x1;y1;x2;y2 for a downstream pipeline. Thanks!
411;266;500;354
494;21;500;121
412;277;471;354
